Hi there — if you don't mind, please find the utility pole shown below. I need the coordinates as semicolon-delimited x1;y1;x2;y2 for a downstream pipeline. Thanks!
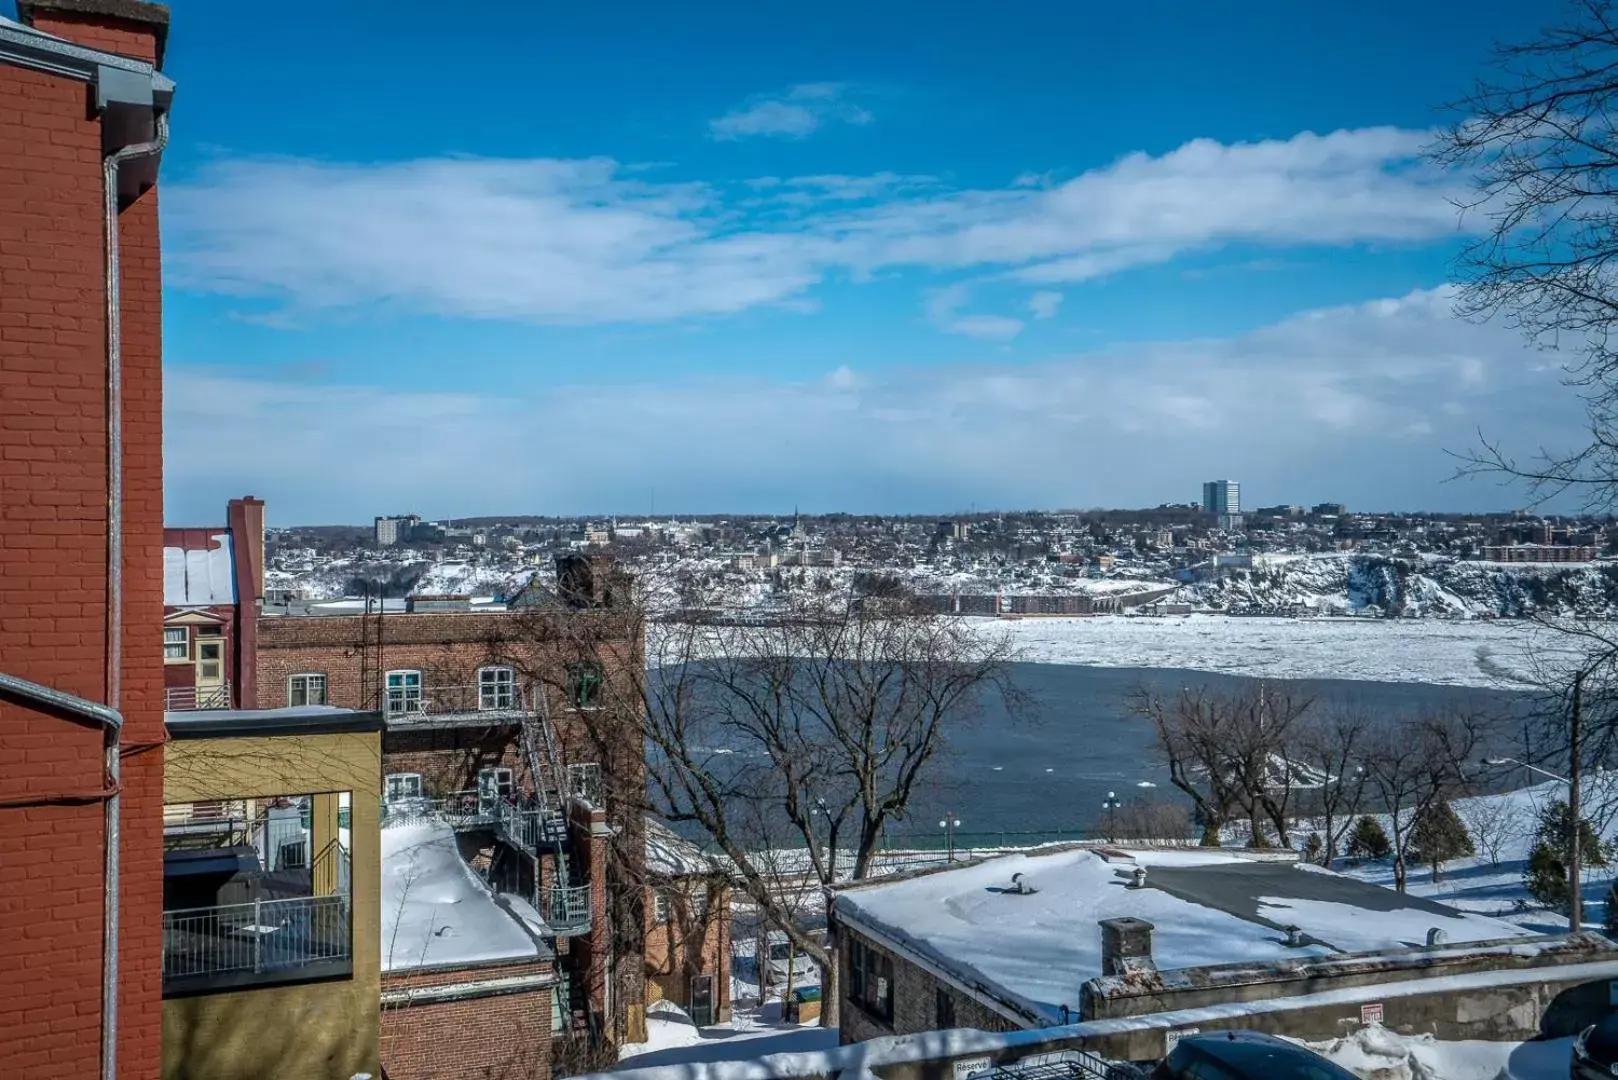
1570;670;1584;933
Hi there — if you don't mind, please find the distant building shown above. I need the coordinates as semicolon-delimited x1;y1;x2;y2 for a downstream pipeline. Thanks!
1201;480;1240;516
1313;502;1346;517
1216;513;1244;532
937;520;970;541
164;496;267;711
1479;544;1598;564
375;514;421;547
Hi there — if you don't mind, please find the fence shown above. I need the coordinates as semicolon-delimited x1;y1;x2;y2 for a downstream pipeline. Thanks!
164;683;232;711
162;894;350;988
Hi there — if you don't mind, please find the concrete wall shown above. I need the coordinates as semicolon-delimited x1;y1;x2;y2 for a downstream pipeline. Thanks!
0;4;169;1076
162;729;383;1080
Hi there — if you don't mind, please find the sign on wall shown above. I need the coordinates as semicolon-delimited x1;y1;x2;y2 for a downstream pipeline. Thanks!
1164;1028;1199;1054
953;1057;992;1080
1361;1003;1384;1025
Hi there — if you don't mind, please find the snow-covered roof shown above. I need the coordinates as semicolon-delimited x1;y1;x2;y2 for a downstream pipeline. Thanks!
646;818;728;879
834;847;1529;1026
164;533;237;606
381;820;551;972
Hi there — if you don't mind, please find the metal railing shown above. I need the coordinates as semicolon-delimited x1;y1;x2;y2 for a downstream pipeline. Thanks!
162;894;350;987
544;884;592;936
567;763;603;806
384;683;532;723
164;683;232;711
499;802;568;853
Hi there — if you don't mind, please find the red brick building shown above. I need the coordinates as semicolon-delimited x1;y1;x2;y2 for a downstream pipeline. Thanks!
255;565;649;1069
163;496;266;710
0;2;174;1077
644;819;733;1027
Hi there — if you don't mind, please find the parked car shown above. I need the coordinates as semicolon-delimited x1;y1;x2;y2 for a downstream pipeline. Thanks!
1573;1013;1618;1079
758;928;825;991
1149;1031;1359;1080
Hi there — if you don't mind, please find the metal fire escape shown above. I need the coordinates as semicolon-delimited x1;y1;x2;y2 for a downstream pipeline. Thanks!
500;687;592;936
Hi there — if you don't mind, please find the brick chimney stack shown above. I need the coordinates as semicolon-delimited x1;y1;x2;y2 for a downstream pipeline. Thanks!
1099;917;1156;976
16;0;170;67
226;496;265;708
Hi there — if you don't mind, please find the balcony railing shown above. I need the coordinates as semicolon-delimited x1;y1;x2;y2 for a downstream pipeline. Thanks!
162;894;351;995
499;801;568;853
383;683;531;727
543;884;592;936
165;683;232;712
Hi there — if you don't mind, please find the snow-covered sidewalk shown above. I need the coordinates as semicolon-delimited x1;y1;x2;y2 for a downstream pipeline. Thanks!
619;1001;836;1070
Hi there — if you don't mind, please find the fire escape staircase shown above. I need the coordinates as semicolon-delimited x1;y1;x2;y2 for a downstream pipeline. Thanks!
500;689;591;937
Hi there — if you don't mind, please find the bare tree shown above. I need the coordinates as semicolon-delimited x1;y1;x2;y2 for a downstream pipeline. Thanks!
1110;798;1193;842
545;579;1022;1028
1131;682;1313;848
1457;794;1525;866
1433;0;1618;507
1289;702;1373;867
1362;707;1486;892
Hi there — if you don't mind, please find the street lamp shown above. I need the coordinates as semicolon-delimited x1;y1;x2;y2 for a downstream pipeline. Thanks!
1102;791;1122;843
939;813;961;863
1485;756;1582;931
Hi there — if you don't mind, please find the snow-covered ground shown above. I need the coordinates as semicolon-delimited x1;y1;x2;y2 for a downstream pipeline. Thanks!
618;1001;836;1069
995;614;1550;688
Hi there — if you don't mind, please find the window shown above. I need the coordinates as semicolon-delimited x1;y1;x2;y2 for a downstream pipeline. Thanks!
848;938;893;1022
690;891;709;920
288;673;327;707
936;987;956;1029
163;626;188;661
652;891;670;924
477;766;514;799
568;661;604;708
385;670;423;717
551;967;572;1033
385;773;424;802
478;665;515;710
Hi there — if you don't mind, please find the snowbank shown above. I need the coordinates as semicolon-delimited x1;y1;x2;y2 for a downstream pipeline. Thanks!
1297;1024;1572;1080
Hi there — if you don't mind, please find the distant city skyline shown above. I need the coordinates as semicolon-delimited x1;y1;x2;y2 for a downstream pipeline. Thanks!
150;1;1582;523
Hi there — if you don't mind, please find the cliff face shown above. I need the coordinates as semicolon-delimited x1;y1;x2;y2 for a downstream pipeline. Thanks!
1181;555;1618;618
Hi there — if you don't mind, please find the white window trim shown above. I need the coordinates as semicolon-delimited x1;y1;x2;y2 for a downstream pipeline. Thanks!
477;664;516;711
477;766;515;797
385;772;424;802
163;626;189;663
652;891;670;925
287;673;328;708
384;669;424;717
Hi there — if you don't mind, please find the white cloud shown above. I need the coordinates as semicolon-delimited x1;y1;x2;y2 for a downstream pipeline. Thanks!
165;127;1467;327
1028;290;1063;319
926;283;1024;340
708;82;873;141
165;288;1585;522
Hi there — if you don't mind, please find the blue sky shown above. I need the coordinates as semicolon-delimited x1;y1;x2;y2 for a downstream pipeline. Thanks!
110;1;1583;522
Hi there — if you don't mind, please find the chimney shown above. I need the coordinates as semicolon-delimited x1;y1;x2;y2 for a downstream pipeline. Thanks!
556;552;624;609
16;0;171;67
1099;917;1155;976
225;496;265;709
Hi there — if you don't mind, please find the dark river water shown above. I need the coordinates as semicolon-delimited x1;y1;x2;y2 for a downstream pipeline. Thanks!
852;663;1529;847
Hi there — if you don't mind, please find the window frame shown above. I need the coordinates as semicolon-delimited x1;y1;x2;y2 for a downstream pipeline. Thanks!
849;938;894;1023
936;986;956;1029
385;773;424;803
287;673;328;708
384;669;423;718
568;661;604;708
163;626;189;662
477;664;516;711
652;891;671;925
477;765;515;800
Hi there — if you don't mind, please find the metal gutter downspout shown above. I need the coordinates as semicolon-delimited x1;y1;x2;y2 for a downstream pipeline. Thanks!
100;109;169;1080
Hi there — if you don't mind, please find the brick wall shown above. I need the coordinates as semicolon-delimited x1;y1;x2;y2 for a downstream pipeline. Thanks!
381;959;554;1080
644;880;732;1023
0;7;167;1076
837;930;1022;1046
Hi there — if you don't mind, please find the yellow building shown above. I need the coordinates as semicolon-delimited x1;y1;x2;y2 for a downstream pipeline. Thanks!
162;707;383;1080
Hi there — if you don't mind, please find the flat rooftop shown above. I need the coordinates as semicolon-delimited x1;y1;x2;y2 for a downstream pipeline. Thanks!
834;847;1529;1025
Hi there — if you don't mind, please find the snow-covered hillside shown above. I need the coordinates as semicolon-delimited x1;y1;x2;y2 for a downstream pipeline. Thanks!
1181;554;1618;618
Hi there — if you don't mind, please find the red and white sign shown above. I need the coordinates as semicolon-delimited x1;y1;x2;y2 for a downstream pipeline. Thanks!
1361;1003;1384;1025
